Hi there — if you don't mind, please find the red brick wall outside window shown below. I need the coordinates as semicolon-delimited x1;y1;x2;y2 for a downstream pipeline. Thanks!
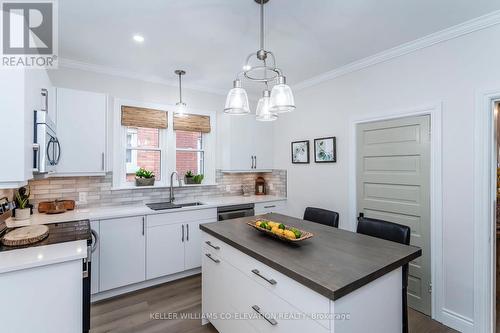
176;130;204;177
124;127;204;183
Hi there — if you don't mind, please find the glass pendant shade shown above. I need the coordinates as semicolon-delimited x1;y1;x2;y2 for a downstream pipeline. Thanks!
256;91;277;122
269;76;295;113
224;80;250;115
175;102;187;116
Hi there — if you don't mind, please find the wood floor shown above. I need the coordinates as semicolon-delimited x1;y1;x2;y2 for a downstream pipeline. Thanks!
91;274;456;333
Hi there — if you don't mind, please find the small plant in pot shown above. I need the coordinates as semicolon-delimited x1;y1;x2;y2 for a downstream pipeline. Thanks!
193;174;204;184
14;186;32;220
184;170;195;184
135;168;155;186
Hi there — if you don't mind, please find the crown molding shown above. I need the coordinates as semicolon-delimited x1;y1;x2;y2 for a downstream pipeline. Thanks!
58;58;227;96
293;10;500;91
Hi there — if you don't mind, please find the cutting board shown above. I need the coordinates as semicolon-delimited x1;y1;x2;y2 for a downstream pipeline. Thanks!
2;225;49;246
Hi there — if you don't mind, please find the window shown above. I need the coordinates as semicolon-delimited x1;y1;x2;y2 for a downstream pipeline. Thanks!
114;101;214;189
175;130;204;177
125;126;162;182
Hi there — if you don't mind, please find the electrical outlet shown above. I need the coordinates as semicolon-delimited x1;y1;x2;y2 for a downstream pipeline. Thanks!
225;185;231;192
269;183;274;191
79;192;87;203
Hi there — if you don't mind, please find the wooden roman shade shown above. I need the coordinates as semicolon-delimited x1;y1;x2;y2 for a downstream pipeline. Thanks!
121;106;168;129
173;113;211;133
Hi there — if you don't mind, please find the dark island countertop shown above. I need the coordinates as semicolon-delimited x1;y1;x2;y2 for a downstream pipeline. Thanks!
200;213;421;301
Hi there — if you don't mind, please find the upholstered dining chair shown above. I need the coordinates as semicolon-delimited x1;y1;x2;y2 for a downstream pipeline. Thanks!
356;213;411;333
303;207;339;228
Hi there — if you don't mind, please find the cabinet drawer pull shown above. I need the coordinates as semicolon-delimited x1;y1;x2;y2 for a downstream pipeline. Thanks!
205;241;220;250
264;205;276;209
251;305;277;326
205;253;220;263
251;269;277;285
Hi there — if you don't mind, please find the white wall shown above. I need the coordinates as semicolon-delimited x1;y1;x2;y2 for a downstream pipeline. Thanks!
274;24;500;330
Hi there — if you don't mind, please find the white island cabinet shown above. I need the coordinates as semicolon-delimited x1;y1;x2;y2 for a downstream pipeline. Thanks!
201;214;420;333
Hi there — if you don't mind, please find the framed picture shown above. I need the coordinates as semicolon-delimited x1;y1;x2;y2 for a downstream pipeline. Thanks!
314;137;336;163
291;140;310;164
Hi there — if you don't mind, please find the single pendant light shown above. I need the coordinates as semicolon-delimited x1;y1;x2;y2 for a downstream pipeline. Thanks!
175;70;187;116
256;90;277;121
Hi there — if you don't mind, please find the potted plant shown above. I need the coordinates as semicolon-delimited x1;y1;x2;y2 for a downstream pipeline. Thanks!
185;170;195;184
14;186;31;220
135;168;155;186
193;174;204;185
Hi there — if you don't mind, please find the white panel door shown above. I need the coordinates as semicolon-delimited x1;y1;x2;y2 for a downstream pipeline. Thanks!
56;88;107;175
356;115;431;315
146;223;185;280
99;216;146;291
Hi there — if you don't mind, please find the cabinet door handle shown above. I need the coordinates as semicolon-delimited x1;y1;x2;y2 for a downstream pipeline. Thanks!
101;152;105;170
251;269;277;285
205;241;220;250
264;205;276;209
142;217;145;235
254;156;257;169
251;156;254;169
252;305;277;326
186;224;189;241
205;253;220;263
182;224;185;242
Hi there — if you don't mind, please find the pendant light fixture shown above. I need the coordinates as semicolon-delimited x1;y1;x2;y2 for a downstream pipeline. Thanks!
224;0;295;119
175;70;187;116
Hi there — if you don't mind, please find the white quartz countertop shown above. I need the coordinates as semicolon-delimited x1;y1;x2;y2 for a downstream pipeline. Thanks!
5;195;286;228
0;195;285;274
0;240;87;274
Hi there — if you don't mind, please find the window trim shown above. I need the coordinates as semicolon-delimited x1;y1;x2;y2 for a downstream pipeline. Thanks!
112;98;216;190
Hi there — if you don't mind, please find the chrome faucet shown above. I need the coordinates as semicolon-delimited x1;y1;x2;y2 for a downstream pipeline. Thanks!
170;171;181;202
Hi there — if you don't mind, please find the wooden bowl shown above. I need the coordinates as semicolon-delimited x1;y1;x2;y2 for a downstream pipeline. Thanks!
246;219;314;243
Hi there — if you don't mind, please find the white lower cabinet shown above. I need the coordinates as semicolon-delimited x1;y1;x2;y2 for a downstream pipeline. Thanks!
146;209;217;280
99;216;146;292
146;223;185;279
254;200;286;215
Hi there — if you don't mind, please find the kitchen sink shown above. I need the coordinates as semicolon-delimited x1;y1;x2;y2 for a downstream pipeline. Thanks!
146;202;204;211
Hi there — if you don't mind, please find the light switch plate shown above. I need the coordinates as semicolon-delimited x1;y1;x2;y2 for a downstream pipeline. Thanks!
225;185;231;192
79;192;88;203
269;183;274;190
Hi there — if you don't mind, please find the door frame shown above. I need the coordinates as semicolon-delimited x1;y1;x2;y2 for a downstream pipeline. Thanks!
348;103;443;322
474;89;500;333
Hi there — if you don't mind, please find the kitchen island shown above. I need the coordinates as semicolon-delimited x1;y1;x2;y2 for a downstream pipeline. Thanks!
200;213;421;333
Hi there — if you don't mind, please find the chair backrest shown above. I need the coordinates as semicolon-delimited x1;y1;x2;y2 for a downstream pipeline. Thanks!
356;214;410;245
303;207;339;228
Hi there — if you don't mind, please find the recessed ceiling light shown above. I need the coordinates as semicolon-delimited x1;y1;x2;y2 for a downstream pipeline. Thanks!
133;34;144;43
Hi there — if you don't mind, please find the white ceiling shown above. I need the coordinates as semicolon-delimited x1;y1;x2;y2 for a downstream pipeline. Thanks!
59;0;500;96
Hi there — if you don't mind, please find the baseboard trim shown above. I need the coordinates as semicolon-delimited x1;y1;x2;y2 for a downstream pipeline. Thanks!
441;308;474;333
91;268;201;302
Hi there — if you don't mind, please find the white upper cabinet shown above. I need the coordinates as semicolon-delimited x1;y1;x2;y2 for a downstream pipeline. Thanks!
219;114;274;171
0;68;52;188
56;88;107;176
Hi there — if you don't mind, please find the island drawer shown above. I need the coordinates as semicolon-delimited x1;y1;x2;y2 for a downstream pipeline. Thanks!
226;258;329;333
202;232;330;330
254;200;286;215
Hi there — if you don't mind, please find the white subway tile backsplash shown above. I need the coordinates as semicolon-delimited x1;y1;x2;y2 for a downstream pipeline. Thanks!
20;170;286;208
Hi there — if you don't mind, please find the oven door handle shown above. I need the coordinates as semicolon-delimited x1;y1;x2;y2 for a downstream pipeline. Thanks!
91;229;99;253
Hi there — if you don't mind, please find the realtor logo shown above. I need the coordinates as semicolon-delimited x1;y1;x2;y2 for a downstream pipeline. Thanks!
1;0;58;68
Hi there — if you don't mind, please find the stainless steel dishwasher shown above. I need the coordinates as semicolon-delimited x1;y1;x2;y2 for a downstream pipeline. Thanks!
217;203;255;221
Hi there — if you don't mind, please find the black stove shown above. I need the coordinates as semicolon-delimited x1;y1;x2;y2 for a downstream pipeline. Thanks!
0;220;91;251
